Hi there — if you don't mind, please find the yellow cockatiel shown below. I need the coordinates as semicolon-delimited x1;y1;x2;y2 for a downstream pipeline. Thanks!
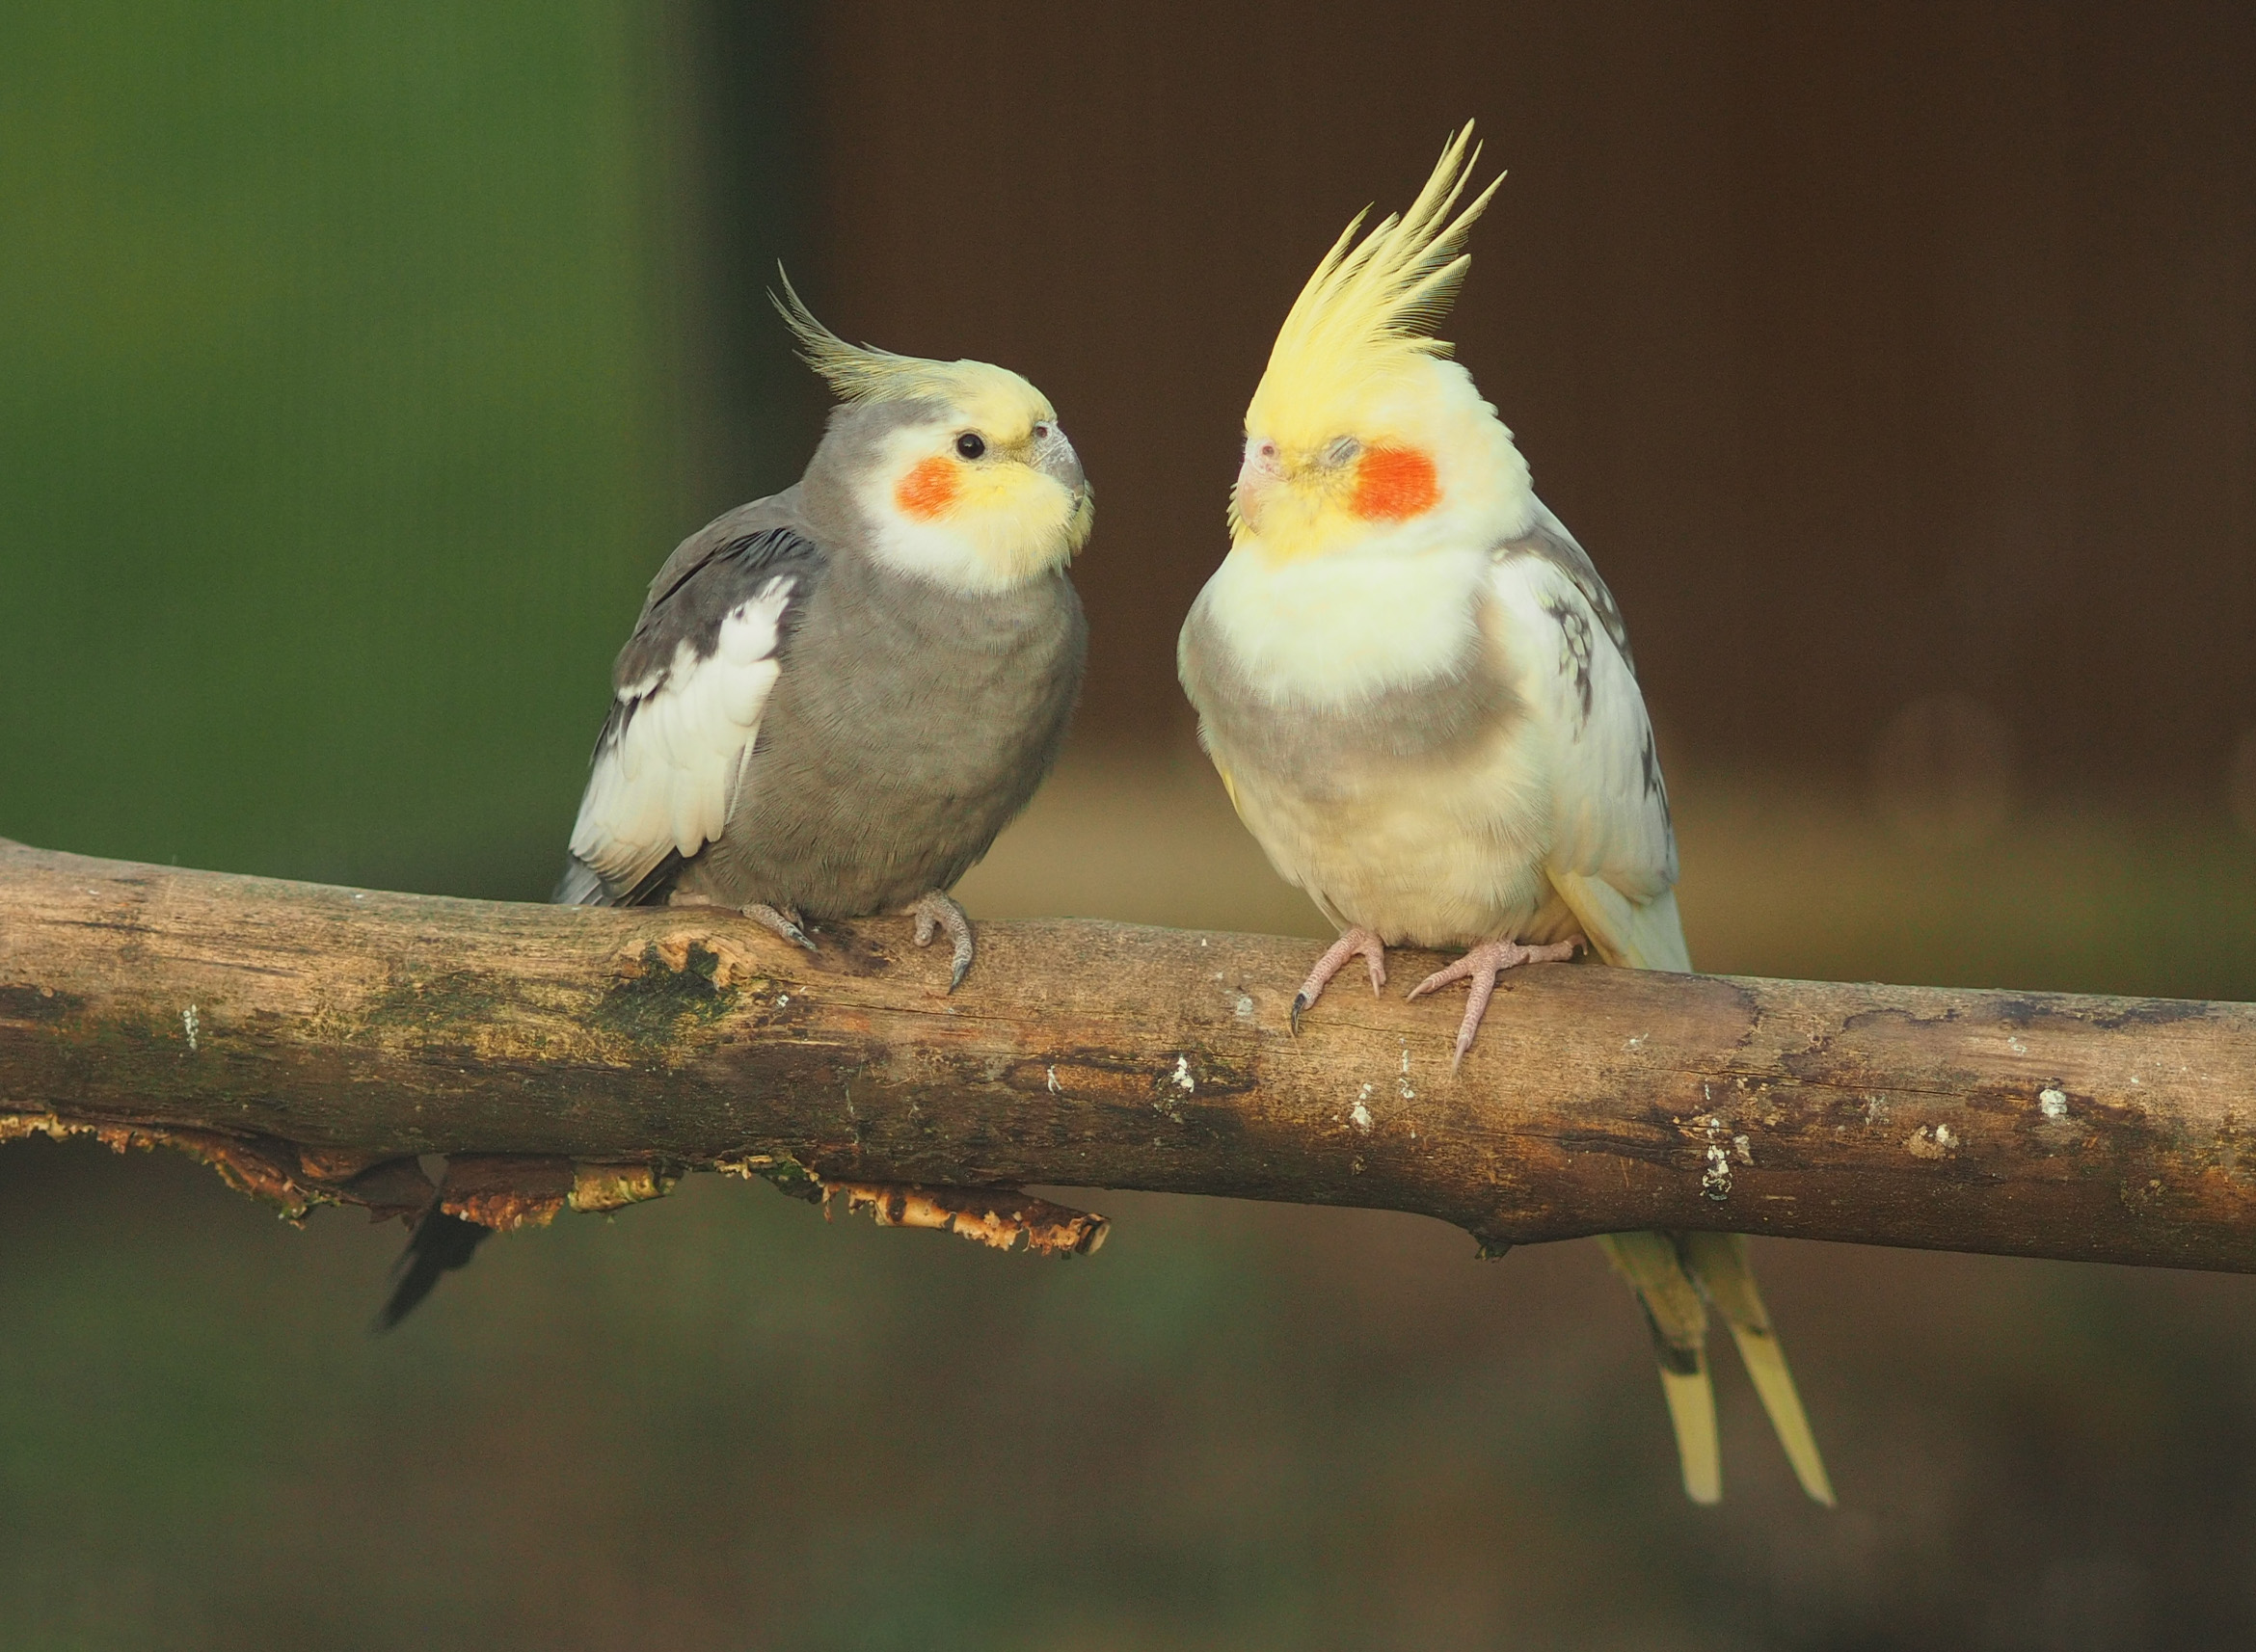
1178;126;1833;1506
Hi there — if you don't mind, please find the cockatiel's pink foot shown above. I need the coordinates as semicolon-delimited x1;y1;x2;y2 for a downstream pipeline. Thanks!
905;890;977;992
1290;926;1388;1033
1408;936;1584;1071
666;889;817;952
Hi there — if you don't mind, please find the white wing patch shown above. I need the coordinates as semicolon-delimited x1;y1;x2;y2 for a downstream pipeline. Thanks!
567;575;796;893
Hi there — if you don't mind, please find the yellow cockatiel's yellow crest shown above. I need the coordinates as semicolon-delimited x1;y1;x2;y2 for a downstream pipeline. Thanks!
768;271;1058;440
1243;125;1504;464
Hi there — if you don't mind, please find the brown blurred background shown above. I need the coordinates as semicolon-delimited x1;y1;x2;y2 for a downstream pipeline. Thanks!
789;2;2256;791
4;2;2256;1647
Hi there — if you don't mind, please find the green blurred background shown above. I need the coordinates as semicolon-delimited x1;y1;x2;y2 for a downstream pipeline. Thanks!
5;3;2256;1647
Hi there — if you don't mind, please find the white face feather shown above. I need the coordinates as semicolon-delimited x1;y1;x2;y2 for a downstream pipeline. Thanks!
855;413;1090;595
1195;537;1495;708
859;482;1056;593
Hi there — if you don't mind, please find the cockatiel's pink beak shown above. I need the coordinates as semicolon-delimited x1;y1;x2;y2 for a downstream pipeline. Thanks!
1234;438;1282;529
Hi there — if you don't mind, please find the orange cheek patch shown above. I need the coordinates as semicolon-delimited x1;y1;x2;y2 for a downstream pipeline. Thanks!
894;456;960;520
1349;445;1440;520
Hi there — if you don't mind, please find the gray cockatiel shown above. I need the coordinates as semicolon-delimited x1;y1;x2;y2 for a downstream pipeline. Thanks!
377;282;1091;1329
1177;127;1832;1505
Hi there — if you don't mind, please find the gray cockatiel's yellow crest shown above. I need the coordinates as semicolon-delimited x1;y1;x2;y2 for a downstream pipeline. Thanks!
769;273;1092;587
772;273;1060;450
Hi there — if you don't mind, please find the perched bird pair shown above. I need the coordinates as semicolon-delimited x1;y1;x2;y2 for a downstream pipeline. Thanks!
384;127;1832;1508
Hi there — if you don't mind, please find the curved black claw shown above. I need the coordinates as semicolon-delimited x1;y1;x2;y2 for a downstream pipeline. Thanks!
745;902;818;952
906;891;977;994
1290;992;1309;1035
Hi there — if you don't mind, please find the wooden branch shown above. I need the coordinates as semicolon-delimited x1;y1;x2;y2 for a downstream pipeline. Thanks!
3;839;2254;1271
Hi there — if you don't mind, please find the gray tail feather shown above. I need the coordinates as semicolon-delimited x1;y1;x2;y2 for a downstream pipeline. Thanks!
372;1209;491;1332
552;856;607;906
385;847;602;1336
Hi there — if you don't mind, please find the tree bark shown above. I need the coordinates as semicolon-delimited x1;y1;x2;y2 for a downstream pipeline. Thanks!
3;839;2253;1270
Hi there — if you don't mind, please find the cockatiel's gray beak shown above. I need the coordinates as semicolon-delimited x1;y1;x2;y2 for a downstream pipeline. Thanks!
1034;423;1088;504
1034;423;1093;549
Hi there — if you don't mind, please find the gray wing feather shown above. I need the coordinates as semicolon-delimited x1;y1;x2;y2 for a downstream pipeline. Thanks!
553;494;827;907
613;493;821;696
551;856;609;906
635;489;810;619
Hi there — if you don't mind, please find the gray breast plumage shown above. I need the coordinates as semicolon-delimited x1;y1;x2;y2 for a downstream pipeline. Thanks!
1176;591;1518;807
558;396;1088;918
681;548;1086;918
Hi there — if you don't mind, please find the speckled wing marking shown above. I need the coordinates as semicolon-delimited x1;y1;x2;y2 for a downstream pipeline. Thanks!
1495;498;1636;677
558;525;825;905
1488;498;1684;969
1539;594;1598;730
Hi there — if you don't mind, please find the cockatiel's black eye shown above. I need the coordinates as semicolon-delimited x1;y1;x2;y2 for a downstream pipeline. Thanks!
1325;437;1362;467
956;432;986;460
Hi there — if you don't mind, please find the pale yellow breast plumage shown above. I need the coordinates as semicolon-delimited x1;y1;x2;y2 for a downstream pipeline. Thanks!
1184;503;1682;965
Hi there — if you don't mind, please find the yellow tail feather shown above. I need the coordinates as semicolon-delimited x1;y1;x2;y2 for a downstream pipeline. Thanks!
1659;1368;1723;1505
1680;1232;1836;1505
1565;877;1828;1502
1597;1232;1721;1504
